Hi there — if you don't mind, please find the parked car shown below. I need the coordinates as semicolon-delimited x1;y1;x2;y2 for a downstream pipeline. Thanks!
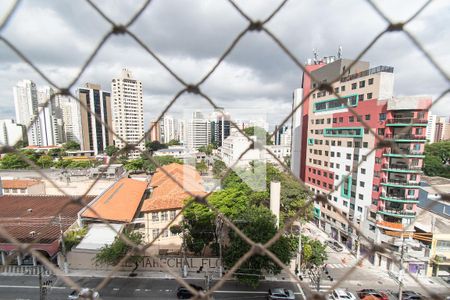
394;290;423;300
328;288;357;300
267;288;295;299
356;289;388;300
326;240;344;252
68;288;100;300
176;284;204;299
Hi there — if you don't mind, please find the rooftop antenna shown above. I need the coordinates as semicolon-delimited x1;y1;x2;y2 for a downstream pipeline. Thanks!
313;48;319;63
338;46;342;59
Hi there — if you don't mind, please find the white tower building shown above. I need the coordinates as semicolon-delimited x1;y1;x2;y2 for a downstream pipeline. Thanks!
111;69;145;158
13;80;41;146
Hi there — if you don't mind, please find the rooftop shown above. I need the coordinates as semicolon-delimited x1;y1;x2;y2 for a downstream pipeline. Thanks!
75;223;123;251
0;195;94;244
141;163;206;212
1;179;42;189
80;177;148;223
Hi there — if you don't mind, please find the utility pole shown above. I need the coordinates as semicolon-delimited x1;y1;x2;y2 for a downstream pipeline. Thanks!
297;223;302;275
59;214;68;273
216;216;223;278
398;236;405;300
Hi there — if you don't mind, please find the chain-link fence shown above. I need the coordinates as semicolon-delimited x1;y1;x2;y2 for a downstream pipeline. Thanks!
0;0;449;299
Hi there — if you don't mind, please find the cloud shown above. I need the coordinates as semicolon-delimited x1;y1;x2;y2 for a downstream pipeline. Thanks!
0;0;448;128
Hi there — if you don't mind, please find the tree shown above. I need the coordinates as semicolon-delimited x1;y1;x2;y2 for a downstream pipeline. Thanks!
37;155;53;168
63;141;80;151
243;126;273;145
105;145;119;157
298;236;327;269
198;145;214;156
54;159;72;169
212;159;227;178
223;206;295;286
196;161;208;174
48;148;66;158
145;141;167;152
0;153;29;169
167;139;181;146
94;231;143;270
124;158;145;172
425;141;450;165
64;227;88;251
424;141;450;178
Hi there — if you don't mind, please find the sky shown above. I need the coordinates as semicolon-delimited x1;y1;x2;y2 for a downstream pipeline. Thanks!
0;0;449;129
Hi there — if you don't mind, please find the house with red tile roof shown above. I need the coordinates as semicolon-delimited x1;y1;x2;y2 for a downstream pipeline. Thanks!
79;177;149;224
1;179;45;195
0;194;93;266
139;163;206;254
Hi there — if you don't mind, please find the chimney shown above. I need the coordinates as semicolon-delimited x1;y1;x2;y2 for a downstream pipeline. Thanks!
270;181;281;228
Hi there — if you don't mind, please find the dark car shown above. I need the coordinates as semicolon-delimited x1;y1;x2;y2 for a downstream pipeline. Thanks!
176;284;204;299
267;288;295;300
394;290;423;300
356;289;388;300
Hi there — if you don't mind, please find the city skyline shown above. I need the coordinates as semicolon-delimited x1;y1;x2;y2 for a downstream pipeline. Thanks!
0;0;448;129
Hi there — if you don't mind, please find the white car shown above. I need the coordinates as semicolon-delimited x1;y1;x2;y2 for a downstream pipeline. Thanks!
68;288;100;300
328;288;356;300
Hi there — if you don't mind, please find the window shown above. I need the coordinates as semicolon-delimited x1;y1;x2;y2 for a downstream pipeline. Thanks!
362;155;367;161
347;141;352;147
161;211;168;221
367;92;373;99
357;206;363;212
352;83;357;90
379;113;386;121
312;93;316;98
345;165;351;172
359;94;364;101
346;153;352;159
361;168;366;174
360;181;365;187
375;157;382;164
359;80;365;88
350;203;355;209
327;118;331;124
373;185;379;192
335;175;339;180
152;212;159;222
377;128;385;135
339;117;343;123
363;142;368;148
170;210;177;220
436;240;450;251
365;114;371;120
343;201;348;207
152;229;160;239
416;128;423;135
337;141;342;146
337;152;341;157
333;197;337;202
418;112;425;119
336;163;340;168
358;194;364;200
349;116;354;122
334;87;339;93
341;86;346;91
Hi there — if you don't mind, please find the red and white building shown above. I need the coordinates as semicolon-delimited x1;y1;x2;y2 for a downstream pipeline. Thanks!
292;57;430;270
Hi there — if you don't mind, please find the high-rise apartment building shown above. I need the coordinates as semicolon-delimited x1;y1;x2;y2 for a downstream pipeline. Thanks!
294;57;430;269
13;80;41;146
60;96;83;145
77;83;113;155
37;87;65;146
178;120;186;144
111;69;145;158
210;109;230;147
0;119;26;146
186;111;210;150
147;121;161;142
160;116;177;144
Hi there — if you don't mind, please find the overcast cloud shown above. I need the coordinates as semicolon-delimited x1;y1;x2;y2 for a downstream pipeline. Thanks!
0;0;449;128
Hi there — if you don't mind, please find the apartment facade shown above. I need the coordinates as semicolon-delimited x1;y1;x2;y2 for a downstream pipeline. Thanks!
77;83;113;155
0;119;25;146
186;111;210;150
210;109;231;147
60;96;83;145
296;58;430;270
111;69;145;158
13;80;42;146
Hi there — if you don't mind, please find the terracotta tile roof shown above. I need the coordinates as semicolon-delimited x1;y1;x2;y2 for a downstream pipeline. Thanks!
81;177;148;222
141;163;206;212
0;195;94;244
1;179;42;189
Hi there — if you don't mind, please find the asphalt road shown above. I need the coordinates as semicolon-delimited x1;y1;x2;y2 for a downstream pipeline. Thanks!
0;275;304;300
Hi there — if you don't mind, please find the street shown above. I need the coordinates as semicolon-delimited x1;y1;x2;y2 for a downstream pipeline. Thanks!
0;275;304;300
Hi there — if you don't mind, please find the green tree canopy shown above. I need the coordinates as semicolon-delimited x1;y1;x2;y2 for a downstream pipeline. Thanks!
94;231;143;268
63;141;80;150
196;161;208;174
424;141;450;178
37;155;54;168
0;153;29;169
145;141;168;152
425;141;450;165
223;206;295;286
167;139;181;146
242;126;273;145
105;145;120;157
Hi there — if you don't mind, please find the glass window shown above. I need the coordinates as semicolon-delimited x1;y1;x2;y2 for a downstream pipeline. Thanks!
152;229;160;239
170;210;177;220
361;168;366;174
365;114;371;120
367;93;373;99
357;206;363;212
379;113;386;121
161;211;168;221
152;212;159;222
341;86;346;91
352;83;357;90
359;80;365;88
368;78;374;85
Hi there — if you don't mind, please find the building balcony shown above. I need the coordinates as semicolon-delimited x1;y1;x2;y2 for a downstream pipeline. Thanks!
376;220;405;231
386;118;428;127
381;178;421;188
385;134;427;142
340;65;394;82
377;209;416;218
383;149;425;158
381;163;423;174
379;194;420;204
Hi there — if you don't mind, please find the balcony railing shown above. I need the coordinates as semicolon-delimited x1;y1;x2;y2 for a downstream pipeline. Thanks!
381;193;419;201
381;178;421;186
378;209;416;218
385;134;427;141
376;220;404;231
382;164;423;173
340;65;394;82
386;118;428;125
383;149;424;156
